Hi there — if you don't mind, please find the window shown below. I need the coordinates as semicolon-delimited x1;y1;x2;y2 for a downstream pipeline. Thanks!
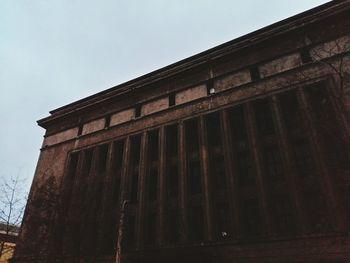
254;99;275;136
250;67;261;81
300;48;312;63
189;206;204;241
147;131;159;201
185;119;202;195
97;144;109;174
270;195;295;235
166;125;179;198
293;139;315;176
105;115;111;128
165;209;180;243
135;104;141;118
145;212;157;245
236;151;255;186
263;146;283;180
129;136;141;203
240;199;262;237
215;203;230;240
169;93;176;107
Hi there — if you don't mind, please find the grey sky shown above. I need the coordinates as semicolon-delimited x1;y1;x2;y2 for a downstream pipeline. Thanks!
0;0;329;192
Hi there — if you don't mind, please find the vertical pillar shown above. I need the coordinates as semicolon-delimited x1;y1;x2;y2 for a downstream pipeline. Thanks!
220;110;240;238
136;132;148;248
178;121;188;242
158;126;166;245
270;95;305;234
296;88;345;231
245;103;272;236
199;116;213;241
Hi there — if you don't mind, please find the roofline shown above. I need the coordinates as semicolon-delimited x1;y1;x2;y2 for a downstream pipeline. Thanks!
38;0;350;127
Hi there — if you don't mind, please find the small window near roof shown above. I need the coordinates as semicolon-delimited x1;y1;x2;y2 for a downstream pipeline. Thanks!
135;104;141;118
169;93;176;107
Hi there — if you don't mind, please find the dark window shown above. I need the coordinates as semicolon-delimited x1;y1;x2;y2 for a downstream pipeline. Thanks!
165;209;180;243
145;212;157;245
212;156;226;190
303;190;332;233
250;67;261;81
167;165;178;197
189;206;204;241
78;125;83;136
186;119;202;195
271;195;296;235
206;112;222;148
130;136;141;203
188;160;202;195
240;199;262;237
263;146;283;179
300;48;312;63
112;140;125;201
229;106;248;144
293;140;315;176
147;131;159;201
279;90;303;131
254;99;275;136
207;79;215;95
135;104;141;118
185;119;200;153
215;203;230;240
166;125;179;198
105;115;111;128
169;93;176;106
126;215;136;247
97;144;109;174
148;168;158;201
236;151;255;186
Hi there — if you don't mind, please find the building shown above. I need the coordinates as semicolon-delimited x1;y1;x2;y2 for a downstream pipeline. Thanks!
0;223;19;263
13;1;350;262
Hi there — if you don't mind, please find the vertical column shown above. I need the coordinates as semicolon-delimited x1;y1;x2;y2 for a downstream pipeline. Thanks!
136;132;148;248
245;103;272;236
158;126;166;245
178;121;188;242
297;88;345;231
199;116;213;241
220;110;240;238
270;95;305;234
96;142;114;254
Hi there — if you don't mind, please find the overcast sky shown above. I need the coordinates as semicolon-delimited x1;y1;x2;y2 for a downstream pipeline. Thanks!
0;0;329;192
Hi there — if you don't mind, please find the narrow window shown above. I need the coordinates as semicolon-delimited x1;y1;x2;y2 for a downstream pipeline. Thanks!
293;139;315;177
263;145;283;180
189;206;204;241
166;125;179;198
236;151;255;186
250;67;261;81
78;125;83;136
206;113;226;192
300;48;312;63
135;104;142;118
97;144;109;174
270;195;295;235
145;212;157;246
105;115;111;128
126;214;136;247
279;90;303;132
215;203;230;240
254;99;275;136
165;209;179;243
207;80;215;95
185;119;202;195
147;130;159;201
240;199;262;237
129;135;141;203
169;93;176;107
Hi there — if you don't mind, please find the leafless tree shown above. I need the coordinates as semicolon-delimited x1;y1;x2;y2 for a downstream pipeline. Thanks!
0;175;27;260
